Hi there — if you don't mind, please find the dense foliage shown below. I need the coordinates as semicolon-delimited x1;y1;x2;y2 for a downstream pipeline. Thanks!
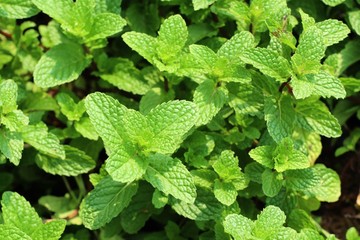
0;0;360;239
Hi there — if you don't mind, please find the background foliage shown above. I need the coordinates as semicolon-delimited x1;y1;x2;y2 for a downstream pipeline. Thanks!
0;0;360;239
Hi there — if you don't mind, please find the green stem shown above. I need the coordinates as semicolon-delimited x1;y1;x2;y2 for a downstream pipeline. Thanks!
62;176;77;201
75;175;87;204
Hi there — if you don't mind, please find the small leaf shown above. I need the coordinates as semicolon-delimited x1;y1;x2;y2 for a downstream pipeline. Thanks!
253;205;286;238
145;154;196;203
240;48;291;82
34;43;90;88
56;93;85;121
85;92;127;154
248;146;274;169
80;176;138;230
122;32;157;64
21;123;65;159
261;169;282;197
35;146;96;176
193;79;227;126
296;98;342;138
86;13;126;41
1;191;42;237
157;14;188;62
316;19;350;47
192;0;216;10
223;214;253;240
170;186;223;221
147;100;198;154
0;79;18;114
214;180;237;206
0;129;23;165
264;94;295;143
106;143;149;183
0;0;39;19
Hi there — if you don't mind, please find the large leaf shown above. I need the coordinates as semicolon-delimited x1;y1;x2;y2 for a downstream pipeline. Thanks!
0;0;39;19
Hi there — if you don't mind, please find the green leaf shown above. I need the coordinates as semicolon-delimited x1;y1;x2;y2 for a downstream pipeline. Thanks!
189;44;218;72
80;176;138;230
264;94;295;143
0;129;23;165
223;214;254;240
248;146;274;169
120;183;156;234
261;169;282;197
86;13;126;42
85;92;127;154
0;225;31;240
1;110;29;132
240;48;291;81
1;191;42;237
35;145;96;176
157;14;188;62
0;0;39;19
228;83;263;116
348;11;360;36
122;32;157;64
21;123;65;159
217;31;255;62
192;0;216;10
253;205;287;238
74;116;99;140
0;80;18;114
286;164;341;202
139;87;175;114
292;71;346;99
170;186;223;221
296;98;342;138
31;220;66;240
145;154;196;203
106;143;149;183
316;19;350;47
212;150;242;179
214;180;237;206
293;26;325;63
321;0;345;6
34;43;90;88
193;79;227;126
147;100;198;154
56;93;85;121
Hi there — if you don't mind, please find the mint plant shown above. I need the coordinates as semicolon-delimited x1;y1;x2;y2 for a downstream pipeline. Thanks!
0;0;359;239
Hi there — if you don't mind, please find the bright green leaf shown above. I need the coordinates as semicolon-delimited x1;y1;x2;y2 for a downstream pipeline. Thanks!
316;19;350;47
34;43;90;88
261;169;282;197
214;180;237;206
56;93;85;121
35;145;96;176
122;32;157;64
31;220;66;240
0;0;39;19
147;100;198;154
0;79;18;114
253;205;286;238
1;191;42;237
86;13;126;42
192;0;216;10
248;146;274;169
0;129;23;165
348;11;360;36
21;123;65;159
80;176;138;230
0;225;31;240
145;154;196;203
223;213;253;240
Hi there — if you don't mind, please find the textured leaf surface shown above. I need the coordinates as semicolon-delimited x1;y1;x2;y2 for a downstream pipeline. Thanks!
80;176;138;229
240;48;291;81
0;130;23;165
223;214;253;240
192;0;216;10
214;180;237;206
56;93;85;121
292;71;346;99
87;13;126;41
286;164;340;202
249;146;274;169
106;143;149;183
193;79;227;126
147;100;197;154
0;80;18;114
31;0;73;26
253;205;286;238
294;26;325;62
348;10;360;36
0;225;31;240
217;31;255;61
171;187;223;221
296;99;342;138
264;95;295;143
157;14;187;62
145;154;196;203
21;123;65;159
1;191;42;237
262;170;282;197
85;92;127;154
0;0;39;19
122;32;157;64
35;146;95;176
316;19;350;47
31;220;66;240
34;43;90;87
